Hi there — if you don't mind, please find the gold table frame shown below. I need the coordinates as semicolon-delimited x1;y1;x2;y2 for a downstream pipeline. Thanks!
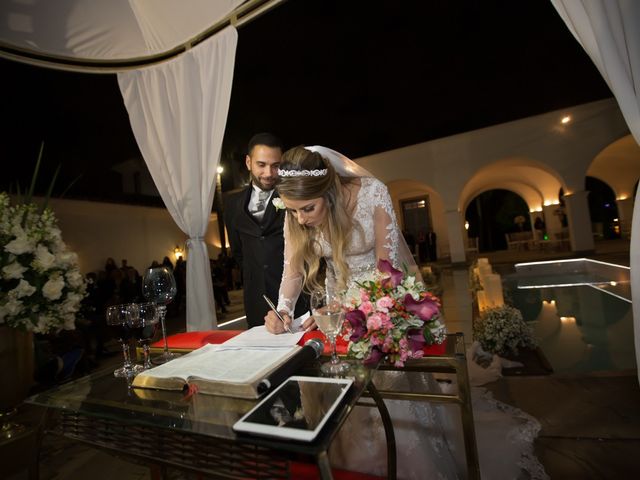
370;332;480;479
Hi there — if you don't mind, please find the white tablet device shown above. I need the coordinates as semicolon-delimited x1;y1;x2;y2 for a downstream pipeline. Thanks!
233;375;353;442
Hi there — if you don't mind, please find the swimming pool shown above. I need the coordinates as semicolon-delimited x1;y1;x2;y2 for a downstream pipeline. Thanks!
505;259;635;374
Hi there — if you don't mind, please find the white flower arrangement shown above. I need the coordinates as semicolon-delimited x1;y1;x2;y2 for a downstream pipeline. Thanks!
473;304;536;357
0;192;86;333
272;197;285;211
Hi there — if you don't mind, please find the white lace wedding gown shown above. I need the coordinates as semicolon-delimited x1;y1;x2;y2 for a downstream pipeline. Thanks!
277;177;548;479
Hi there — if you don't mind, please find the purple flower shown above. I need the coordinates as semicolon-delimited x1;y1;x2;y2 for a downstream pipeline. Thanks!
378;259;403;288
403;294;439;320
346;309;367;342
407;328;426;352
364;347;383;366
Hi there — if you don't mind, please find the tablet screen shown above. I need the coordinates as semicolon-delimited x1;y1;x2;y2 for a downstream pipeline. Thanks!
233;376;353;442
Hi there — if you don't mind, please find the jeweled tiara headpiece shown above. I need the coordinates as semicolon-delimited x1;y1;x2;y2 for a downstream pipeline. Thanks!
277;168;328;177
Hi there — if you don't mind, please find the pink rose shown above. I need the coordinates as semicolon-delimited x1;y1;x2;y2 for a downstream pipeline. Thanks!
360;300;374;315
367;313;383;330
380;313;394;329
376;295;394;312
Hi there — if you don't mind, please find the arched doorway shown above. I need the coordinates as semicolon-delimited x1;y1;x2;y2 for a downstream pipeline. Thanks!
586;176;620;239
465;189;531;251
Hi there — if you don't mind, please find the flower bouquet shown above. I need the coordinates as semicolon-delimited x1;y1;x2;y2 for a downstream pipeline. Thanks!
0;192;86;334
342;259;446;367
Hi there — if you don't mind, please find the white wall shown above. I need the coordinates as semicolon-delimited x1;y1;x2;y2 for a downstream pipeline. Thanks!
43;197;223;274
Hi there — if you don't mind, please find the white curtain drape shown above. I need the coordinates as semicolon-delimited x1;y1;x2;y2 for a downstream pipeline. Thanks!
118;26;238;331
550;0;640;383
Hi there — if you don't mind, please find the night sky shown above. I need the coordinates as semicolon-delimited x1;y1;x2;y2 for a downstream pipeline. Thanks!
1;0;612;202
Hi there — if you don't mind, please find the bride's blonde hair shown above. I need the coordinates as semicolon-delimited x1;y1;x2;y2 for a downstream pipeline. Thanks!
277;146;353;293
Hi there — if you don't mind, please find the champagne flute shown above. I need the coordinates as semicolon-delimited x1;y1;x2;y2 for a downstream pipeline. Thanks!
311;289;349;376
142;266;180;364
106;304;142;377
128;302;159;370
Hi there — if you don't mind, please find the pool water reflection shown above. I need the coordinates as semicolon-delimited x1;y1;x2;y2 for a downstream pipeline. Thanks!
505;278;636;374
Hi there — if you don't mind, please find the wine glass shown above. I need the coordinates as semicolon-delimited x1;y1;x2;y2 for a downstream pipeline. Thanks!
142;266;180;364
311;289;349;376
128;302;159;370
106;304;143;377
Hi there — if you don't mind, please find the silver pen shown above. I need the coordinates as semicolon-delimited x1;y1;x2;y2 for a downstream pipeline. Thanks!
262;294;293;334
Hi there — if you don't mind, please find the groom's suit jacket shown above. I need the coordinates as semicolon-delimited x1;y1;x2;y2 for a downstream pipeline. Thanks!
224;185;307;327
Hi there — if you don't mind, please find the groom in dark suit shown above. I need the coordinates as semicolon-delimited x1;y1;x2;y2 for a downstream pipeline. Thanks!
224;133;307;327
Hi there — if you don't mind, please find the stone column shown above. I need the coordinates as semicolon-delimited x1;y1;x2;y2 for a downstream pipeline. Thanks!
563;190;595;253
542;204;563;238
445;209;467;264
616;197;634;238
529;211;544;241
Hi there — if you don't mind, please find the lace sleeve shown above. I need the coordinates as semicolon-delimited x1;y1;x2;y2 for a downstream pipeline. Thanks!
370;179;400;266
276;214;303;316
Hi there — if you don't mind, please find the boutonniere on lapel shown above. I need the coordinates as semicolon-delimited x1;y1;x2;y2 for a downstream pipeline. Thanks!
272;198;285;211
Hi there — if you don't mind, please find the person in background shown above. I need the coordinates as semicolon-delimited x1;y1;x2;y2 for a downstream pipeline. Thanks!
104;257;117;275
210;259;228;315
174;257;187;312
162;256;174;271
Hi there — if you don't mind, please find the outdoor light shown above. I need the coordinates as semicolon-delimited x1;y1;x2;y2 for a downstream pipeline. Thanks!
464;220;469;230
174;245;183;260
561;115;571;124
217;166;224;174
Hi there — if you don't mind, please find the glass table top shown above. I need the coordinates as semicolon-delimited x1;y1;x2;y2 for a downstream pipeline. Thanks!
27;359;375;454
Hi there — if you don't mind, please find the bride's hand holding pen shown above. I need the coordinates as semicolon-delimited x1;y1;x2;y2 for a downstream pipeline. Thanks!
263;307;317;335
265;309;293;334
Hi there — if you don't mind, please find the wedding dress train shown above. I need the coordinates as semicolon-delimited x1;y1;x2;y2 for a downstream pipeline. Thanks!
328;370;549;479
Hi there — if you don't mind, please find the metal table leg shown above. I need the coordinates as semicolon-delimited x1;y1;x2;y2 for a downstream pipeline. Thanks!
455;353;481;480
317;450;334;480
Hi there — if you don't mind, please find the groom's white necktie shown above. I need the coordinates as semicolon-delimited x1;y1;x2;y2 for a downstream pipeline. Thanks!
254;190;270;213
250;189;271;221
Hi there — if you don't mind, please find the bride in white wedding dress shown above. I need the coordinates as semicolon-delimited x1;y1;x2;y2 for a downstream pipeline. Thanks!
265;145;548;479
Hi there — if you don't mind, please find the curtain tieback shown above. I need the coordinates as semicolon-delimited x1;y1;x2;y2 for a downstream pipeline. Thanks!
186;237;205;248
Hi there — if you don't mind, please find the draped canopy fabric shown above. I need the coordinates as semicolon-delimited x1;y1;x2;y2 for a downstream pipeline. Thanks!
551;0;640;383
118;26;238;331
0;0;243;65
